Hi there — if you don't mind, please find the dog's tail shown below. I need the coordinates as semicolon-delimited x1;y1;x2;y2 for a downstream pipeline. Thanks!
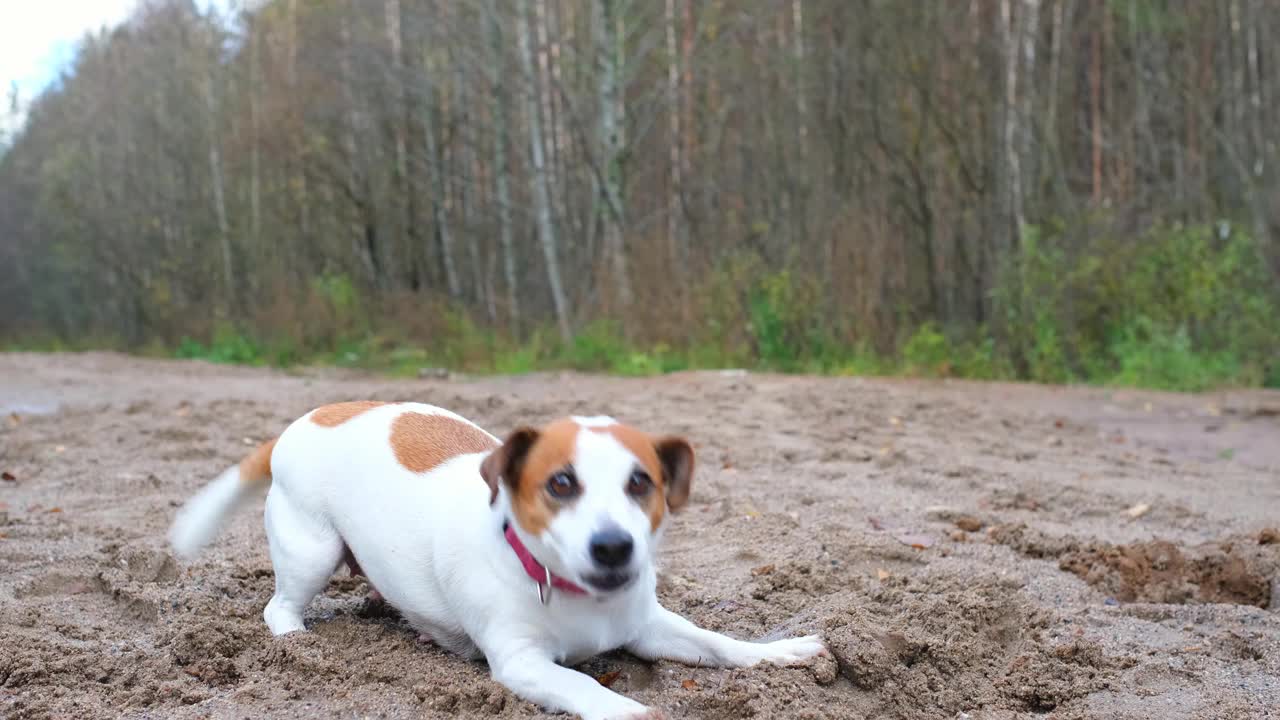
169;438;277;560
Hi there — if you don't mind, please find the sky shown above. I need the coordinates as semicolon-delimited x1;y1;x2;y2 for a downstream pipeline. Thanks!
0;0;247;140
0;1;139;137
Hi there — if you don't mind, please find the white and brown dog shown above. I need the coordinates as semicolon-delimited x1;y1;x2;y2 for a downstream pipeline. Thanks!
169;401;826;719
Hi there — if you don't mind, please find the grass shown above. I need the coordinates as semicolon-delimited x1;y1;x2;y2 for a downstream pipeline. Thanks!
6;221;1278;393
31;312;1258;394
6;319;1273;392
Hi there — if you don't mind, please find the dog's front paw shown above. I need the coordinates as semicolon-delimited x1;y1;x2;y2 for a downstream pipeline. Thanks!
748;634;828;667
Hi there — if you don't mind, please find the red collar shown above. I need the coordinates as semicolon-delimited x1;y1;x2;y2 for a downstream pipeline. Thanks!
504;522;588;598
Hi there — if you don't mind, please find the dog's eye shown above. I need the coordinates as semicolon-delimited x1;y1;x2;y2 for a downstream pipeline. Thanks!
627;470;653;497
546;470;580;499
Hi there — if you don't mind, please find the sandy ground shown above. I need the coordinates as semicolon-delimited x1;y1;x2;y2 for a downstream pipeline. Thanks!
1;352;1278;720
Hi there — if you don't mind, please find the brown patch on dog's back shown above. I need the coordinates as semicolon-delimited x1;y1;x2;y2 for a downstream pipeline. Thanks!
509;420;582;535
586;424;669;531
390;411;499;474
239;437;277;487
310;401;387;427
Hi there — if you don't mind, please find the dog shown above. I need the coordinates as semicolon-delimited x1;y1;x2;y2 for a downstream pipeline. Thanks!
169;401;826;719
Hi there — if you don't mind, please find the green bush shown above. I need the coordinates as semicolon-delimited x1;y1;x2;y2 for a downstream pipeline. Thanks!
902;323;950;375
558;321;631;371
1108;317;1242;391
130;223;1276;392
997;221;1279;390
1265;363;1280;389
747;269;831;371
175;324;264;365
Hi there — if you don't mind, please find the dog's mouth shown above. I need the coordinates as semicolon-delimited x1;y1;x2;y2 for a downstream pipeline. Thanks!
582;571;634;593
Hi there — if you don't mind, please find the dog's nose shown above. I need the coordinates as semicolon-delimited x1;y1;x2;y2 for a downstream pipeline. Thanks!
589;528;634;568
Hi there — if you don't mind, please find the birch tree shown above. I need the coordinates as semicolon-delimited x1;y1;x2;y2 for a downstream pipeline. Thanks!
518;0;572;341
596;0;632;309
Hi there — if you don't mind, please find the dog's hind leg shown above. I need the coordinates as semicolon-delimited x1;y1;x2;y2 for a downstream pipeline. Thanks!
262;486;342;635
342;546;385;603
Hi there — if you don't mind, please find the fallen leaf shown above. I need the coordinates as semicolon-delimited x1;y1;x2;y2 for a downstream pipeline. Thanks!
1124;503;1150;519
1;471;15;482
1053;418;1065;429
751;564;775;576
894;532;935;550
876;568;890;581
47;507;63;513
954;516;983;532
681;679;698;690
596;671;622;688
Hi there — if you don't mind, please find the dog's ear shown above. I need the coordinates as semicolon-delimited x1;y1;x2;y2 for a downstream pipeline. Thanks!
654;436;694;511
480;427;540;505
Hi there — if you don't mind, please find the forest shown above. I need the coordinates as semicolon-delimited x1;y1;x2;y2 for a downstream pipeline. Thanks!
1;0;1277;390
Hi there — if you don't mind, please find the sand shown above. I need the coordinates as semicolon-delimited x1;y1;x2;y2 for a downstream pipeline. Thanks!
1;352;1277;719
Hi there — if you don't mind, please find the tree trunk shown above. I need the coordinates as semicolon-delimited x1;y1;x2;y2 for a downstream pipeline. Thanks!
488;0;520;333
385;0;409;286
1018;0;1039;230
339;13;380;287
1230;0;1245;168
534;0;561;224
997;0;1022;253
790;0;809;249
596;0;633;309
518;0;573;341
792;0;808;160
664;0;687;289
456;58;486;314
287;0;310;251
681;0;695;197
1089;0;1103;204
248;23;261;251
422;47;461;300
1246;0;1263;174
1129;0;1154;192
202;61;233;308
1045;0;1070;201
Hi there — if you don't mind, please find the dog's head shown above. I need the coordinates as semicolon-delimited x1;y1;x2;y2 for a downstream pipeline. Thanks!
480;416;693;595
